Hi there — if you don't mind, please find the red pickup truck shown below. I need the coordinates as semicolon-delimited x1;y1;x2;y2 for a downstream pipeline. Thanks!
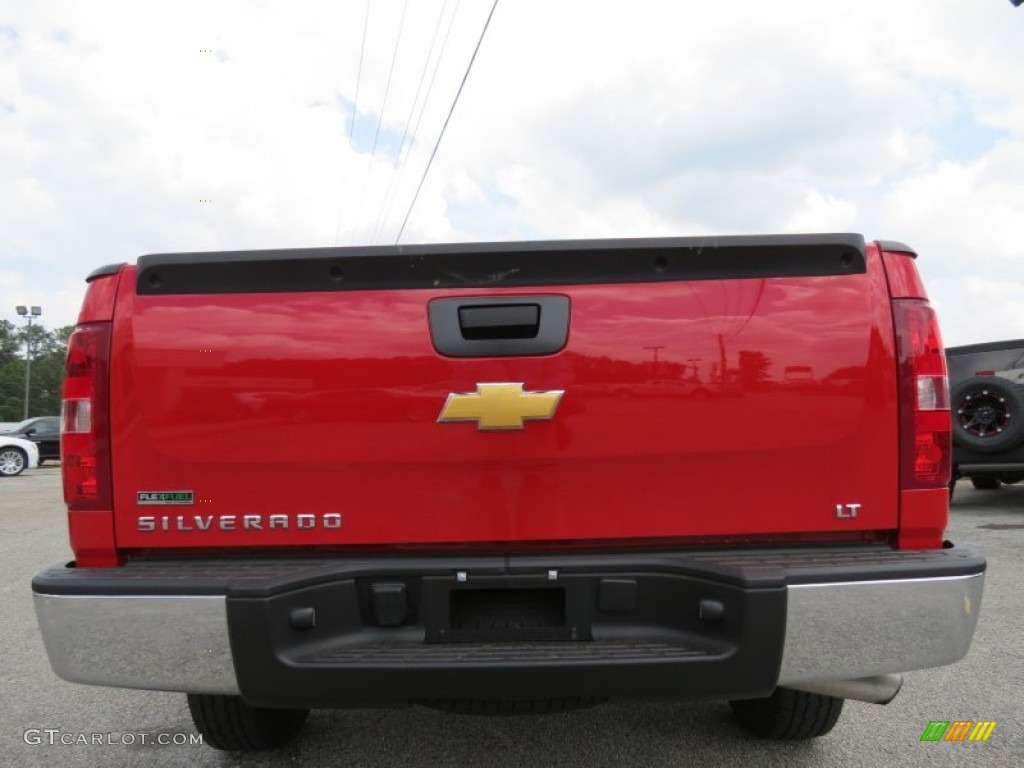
33;234;984;750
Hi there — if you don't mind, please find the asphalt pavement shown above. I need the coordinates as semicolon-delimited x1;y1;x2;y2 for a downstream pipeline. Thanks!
1;468;1021;767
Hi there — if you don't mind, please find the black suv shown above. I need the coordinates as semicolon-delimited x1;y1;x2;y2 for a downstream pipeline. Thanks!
946;340;1024;494
0;416;60;465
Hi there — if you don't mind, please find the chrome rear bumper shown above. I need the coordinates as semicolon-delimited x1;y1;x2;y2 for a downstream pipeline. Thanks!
34;593;239;695
32;549;985;700
778;573;984;685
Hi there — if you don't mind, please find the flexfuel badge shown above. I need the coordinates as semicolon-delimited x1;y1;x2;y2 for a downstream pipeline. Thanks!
137;490;194;506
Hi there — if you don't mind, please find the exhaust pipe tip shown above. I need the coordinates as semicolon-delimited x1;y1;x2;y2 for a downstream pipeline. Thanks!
788;673;903;705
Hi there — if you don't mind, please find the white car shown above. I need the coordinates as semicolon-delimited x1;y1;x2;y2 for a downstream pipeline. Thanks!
0;435;39;477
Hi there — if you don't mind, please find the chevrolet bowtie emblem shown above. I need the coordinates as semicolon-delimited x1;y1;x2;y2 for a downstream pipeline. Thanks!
438;383;564;430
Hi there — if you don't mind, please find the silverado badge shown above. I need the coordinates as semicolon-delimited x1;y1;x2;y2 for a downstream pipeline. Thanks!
438;383;564;430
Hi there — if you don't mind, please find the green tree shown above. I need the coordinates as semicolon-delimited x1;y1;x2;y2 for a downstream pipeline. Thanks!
0;322;71;421
737;350;773;386
0;320;19;363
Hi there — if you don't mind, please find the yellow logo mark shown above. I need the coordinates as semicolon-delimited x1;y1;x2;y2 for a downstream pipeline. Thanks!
967;721;997;742
438;383;564;430
922;720;997;742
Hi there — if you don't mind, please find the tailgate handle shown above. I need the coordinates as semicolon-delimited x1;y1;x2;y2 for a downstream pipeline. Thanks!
429;296;569;358
458;304;539;340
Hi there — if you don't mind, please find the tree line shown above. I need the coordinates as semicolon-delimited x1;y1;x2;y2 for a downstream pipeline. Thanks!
0;320;73;422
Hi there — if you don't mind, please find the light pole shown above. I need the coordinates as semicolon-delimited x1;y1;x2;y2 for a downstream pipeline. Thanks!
643;345;666;379
15;305;42;420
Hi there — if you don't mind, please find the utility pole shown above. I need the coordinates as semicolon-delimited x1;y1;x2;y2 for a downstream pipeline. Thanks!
15;305;42;420
718;333;728;386
643;345;666;378
686;357;702;381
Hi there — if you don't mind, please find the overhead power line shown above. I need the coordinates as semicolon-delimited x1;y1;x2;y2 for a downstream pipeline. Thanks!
395;0;500;244
366;0;409;162
397;0;463;205
350;0;410;244
333;0;372;246
369;0;455;244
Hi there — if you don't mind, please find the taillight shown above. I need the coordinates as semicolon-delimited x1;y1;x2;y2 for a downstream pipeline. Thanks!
62;323;112;510
893;300;950;490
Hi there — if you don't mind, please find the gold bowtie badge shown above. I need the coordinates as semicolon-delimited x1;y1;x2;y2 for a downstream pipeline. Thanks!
438;383;564;430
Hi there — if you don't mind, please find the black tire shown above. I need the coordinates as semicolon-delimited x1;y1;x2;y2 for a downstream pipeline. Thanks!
418;697;606;716
970;475;1001;490
729;688;844;740
186;694;308;751
0;447;27;477
951;377;1024;454
999;472;1024;485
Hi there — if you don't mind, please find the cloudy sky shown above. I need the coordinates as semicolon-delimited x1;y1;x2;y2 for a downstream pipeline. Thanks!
1;0;1022;345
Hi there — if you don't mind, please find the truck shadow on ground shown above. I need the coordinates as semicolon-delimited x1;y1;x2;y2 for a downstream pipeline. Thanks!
246;701;844;768
952;480;1024;512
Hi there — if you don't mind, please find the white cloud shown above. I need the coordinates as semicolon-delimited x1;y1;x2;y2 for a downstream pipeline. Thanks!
875;138;1024;344
1;0;1024;344
930;275;1024;349
783;191;858;234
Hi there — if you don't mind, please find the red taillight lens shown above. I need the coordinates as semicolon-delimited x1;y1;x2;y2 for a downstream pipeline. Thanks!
62;324;112;510
893;300;951;490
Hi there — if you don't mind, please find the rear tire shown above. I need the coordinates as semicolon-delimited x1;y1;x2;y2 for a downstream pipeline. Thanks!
729;688;843;740
186;694;308;751
971;476;1001;490
0;447;27;477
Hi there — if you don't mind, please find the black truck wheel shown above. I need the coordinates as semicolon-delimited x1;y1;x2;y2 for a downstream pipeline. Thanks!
186;694;308;751
729;687;844;740
970;476;1001;490
951;377;1024;454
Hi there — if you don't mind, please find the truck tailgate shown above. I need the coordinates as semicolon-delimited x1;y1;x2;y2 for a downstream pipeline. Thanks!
109;236;898;550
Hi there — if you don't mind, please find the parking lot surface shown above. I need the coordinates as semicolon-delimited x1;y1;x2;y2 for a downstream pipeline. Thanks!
2;468;1021;767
